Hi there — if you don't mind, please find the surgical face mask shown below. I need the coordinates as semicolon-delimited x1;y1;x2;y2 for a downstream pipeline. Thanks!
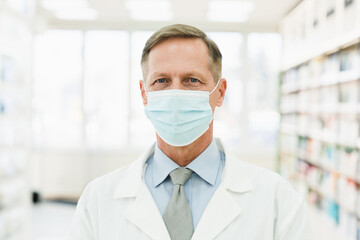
144;81;220;147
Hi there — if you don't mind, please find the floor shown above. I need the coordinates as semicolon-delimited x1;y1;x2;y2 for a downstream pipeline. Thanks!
29;201;76;240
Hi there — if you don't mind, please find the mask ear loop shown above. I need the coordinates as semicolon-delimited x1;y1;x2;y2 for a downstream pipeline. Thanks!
208;79;221;121
209;79;221;95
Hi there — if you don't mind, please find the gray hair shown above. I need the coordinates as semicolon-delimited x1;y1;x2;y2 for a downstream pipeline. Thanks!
141;24;222;82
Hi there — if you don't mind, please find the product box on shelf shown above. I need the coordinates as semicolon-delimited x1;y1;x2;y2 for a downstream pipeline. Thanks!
320;144;339;170
342;0;358;34
280;93;298;114
280;114;297;135
308;138;322;163
298;63;311;90
281;68;299;94
279;132;298;155
338;208;357;239
298;136;309;159
308;58;322;88
338;147;358;178
339;46;360;83
338;115;359;146
305;164;321;190
307;89;320;114
0;54;17;83
297;114;310;136
298;90;312;113
319;86;339;113
324;0;337;40
325;198;340;225
320;114;338;143
320;53;339;87
338;177;357;212
309;115;323;138
339;82;358;114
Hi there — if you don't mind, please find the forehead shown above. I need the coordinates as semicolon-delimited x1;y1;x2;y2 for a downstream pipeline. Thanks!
148;38;209;62
144;37;214;81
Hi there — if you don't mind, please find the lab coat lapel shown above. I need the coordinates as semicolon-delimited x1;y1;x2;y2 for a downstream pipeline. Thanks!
192;139;253;240
125;183;170;240
192;185;242;240
114;144;170;240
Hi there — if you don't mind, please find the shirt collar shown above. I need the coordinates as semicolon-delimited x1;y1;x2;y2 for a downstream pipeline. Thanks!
152;144;179;187
187;139;221;186
152;139;221;187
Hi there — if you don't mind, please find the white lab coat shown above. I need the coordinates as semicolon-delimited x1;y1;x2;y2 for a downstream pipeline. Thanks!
70;138;312;240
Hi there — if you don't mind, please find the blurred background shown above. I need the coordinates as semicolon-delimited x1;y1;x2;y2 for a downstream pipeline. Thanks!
0;0;359;239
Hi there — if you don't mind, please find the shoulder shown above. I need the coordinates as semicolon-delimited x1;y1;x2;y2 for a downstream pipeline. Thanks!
81;165;131;199
82;146;154;197
242;160;304;204
218;138;295;194
231;156;282;186
227;153;302;200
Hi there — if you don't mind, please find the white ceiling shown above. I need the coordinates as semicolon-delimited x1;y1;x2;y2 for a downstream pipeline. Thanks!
41;0;303;32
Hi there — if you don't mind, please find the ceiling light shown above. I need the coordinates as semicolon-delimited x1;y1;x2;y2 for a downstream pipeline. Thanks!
209;0;255;13
129;11;173;21
55;8;98;20
207;0;255;22
125;0;173;21
41;0;89;11
207;12;249;22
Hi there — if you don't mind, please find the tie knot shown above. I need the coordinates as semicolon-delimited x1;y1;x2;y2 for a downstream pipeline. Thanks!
169;167;193;185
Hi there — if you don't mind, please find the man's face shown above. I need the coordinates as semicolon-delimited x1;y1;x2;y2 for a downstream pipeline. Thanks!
140;37;225;112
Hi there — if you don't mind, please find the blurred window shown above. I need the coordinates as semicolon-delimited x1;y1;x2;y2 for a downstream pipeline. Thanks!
33;30;83;149
247;33;282;145
33;30;130;150
207;32;243;146
129;31;154;149
84;31;129;149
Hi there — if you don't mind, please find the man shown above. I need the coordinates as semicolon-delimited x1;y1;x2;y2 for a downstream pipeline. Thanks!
71;24;312;240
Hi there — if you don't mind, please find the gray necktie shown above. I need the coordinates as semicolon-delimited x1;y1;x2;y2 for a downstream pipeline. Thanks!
163;167;194;240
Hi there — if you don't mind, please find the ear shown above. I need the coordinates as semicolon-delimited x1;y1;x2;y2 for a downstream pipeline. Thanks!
216;78;227;107
140;80;147;105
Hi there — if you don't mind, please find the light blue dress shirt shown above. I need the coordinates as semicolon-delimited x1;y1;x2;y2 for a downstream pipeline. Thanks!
144;139;225;229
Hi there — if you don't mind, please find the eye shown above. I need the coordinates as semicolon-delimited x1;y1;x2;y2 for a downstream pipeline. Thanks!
189;78;199;83
183;77;203;88
155;78;167;84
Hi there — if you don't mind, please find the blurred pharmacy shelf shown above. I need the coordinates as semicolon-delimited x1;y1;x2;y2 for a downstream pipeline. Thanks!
0;0;36;239
279;0;360;239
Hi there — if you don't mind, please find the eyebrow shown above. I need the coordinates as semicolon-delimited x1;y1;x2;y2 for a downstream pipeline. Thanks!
150;71;206;79
149;72;168;80
183;71;205;78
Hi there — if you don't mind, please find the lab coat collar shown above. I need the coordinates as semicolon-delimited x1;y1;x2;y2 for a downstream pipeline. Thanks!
113;138;253;240
186;138;222;186
113;144;154;198
113;138;253;198
152;144;180;188
215;138;253;193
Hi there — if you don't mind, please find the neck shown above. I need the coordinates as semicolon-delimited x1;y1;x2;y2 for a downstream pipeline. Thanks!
156;123;214;167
